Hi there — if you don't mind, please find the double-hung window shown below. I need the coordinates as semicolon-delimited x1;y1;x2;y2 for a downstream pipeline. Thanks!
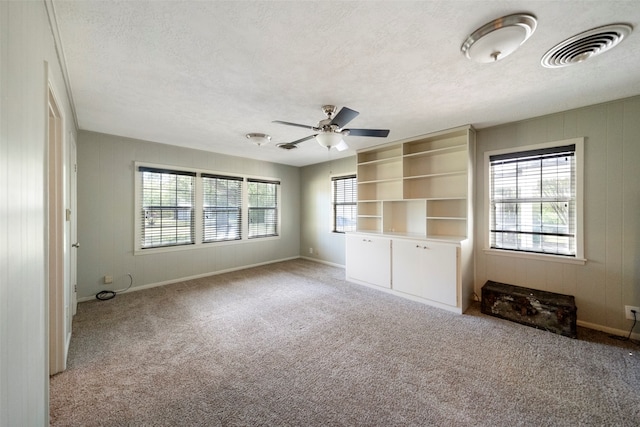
486;138;583;260
139;167;195;249
332;175;357;233
247;179;280;238
202;174;242;242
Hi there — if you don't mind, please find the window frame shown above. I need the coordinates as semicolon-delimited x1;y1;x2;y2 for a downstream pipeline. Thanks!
134;162;281;255
483;137;586;264
331;174;357;233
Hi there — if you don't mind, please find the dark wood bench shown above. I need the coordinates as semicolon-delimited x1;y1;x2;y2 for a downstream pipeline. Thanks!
481;281;577;338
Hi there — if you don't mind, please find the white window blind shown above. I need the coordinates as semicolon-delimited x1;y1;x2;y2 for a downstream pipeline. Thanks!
248;178;279;238
489;144;576;256
202;174;242;242
139;166;195;249
332;175;357;233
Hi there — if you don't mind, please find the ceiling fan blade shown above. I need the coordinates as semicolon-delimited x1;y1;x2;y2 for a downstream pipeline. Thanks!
272;120;317;131
289;134;317;145
345;128;390;137
330;107;359;128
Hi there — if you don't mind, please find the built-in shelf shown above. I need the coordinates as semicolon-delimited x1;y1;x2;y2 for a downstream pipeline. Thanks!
355;125;475;239
403;144;466;159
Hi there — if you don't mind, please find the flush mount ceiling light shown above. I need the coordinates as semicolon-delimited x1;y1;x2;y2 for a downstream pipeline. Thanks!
275;142;298;150
541;23;633;68
461;13;537;63
246;133;271;146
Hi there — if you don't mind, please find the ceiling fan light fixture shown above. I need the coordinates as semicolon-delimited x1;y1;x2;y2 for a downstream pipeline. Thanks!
246;133;271;146
461;13;537;63
315;131;344;150
335;140;349;152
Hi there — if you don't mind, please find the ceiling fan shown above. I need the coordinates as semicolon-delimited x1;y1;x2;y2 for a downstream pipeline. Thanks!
273;105;390;151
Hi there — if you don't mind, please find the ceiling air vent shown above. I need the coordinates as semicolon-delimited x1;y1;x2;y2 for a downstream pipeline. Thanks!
541;24;632;68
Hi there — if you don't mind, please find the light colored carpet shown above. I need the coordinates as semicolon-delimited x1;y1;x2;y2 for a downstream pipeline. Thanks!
50;259;640;426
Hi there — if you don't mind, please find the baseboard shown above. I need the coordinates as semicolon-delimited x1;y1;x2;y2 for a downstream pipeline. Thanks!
299;256;345;269
577;319;640;341
78;256;301;303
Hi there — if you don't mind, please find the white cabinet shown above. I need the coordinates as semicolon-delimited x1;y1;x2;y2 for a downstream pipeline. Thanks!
392;238;458;307
345;234;391;289
345;233;471;313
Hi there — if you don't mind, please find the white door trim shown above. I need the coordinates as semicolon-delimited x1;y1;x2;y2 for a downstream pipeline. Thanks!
47;71;67;375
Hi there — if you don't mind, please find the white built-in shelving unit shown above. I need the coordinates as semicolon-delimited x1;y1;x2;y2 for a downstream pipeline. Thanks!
346;125;476;314
355;125;474;240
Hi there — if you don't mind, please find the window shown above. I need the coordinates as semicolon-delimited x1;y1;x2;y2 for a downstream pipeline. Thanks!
136;163;281;253
486;138;583;259
332;175;357;233
202;174;242;242
247;179;279;238
139;167;195;249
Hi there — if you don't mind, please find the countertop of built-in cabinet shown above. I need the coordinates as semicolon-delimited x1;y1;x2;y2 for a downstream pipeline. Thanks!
347;231;468;244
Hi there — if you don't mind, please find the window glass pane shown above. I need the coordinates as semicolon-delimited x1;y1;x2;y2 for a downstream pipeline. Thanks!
141;169;195;249
333;175;357;233
203;175;242;242
489;146;576;256
248;180;279;238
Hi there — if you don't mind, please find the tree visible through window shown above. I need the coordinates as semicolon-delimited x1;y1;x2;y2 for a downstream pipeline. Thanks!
333;175;357;233
489;144;577;256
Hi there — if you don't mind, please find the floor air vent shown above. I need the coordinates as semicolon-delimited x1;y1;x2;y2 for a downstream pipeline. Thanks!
541;23;632;68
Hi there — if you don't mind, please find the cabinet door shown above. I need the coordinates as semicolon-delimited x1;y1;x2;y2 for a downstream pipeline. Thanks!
391;239;426;297
392;239;458;306
346;234;391;288
420;241;458;306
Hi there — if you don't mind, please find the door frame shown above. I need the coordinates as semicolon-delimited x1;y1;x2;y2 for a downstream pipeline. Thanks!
69;132;78;318
47;71;67;375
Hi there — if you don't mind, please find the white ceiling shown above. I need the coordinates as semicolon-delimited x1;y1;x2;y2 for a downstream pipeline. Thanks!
52;1;640;167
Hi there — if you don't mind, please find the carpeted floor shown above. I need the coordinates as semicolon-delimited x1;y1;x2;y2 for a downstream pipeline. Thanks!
50;259;640;426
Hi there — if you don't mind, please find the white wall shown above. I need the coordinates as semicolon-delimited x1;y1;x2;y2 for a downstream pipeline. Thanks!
474;96;640;335
300;156;356;266
76;131;300;299
0;1;77;425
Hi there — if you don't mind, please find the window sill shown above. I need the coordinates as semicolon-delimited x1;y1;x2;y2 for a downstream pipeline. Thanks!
135;235;280;256
483;248;587;265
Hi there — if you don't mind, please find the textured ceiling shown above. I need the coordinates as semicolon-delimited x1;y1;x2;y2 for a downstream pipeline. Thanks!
52;1;640;167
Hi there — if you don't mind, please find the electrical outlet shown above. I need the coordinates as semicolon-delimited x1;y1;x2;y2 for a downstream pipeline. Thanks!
309;247;313;254
624;305;639;320
104;275;113;284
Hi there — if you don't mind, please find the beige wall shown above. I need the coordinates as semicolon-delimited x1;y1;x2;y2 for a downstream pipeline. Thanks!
76;131;300;299
474;96;640;335
0;1;77;424
300;156;356;266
